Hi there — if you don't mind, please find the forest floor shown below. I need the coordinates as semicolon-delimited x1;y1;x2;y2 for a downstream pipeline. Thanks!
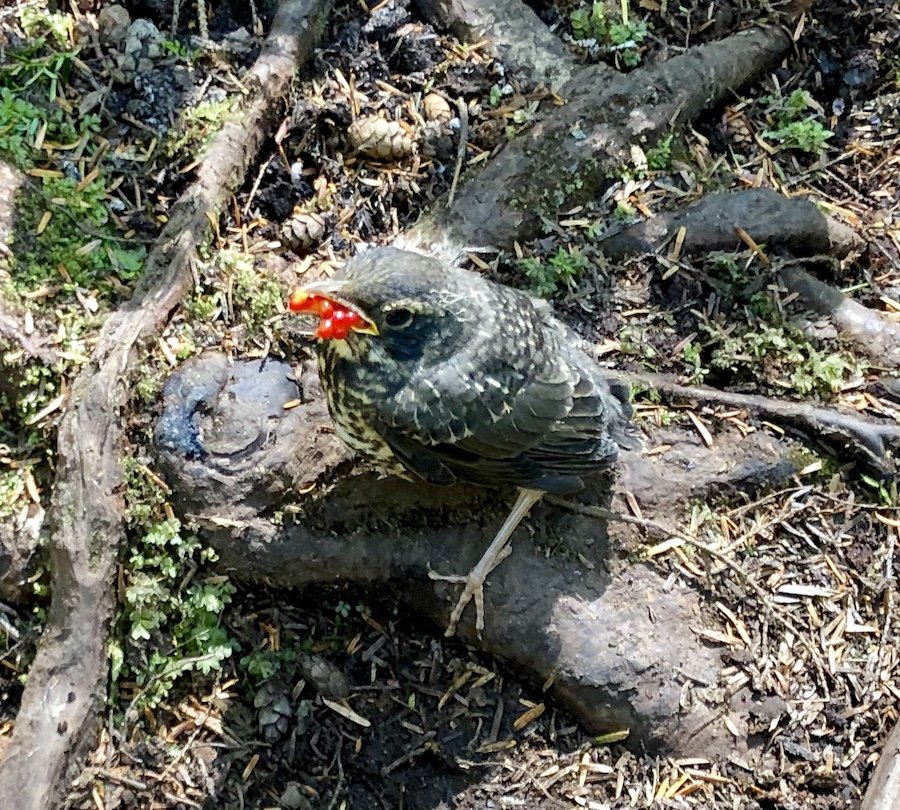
1;0;900;808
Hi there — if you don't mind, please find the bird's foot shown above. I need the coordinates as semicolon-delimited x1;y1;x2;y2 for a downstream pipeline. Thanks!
428;545;512;638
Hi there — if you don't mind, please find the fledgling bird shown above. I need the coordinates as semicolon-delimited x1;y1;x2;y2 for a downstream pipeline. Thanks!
289;246;638;636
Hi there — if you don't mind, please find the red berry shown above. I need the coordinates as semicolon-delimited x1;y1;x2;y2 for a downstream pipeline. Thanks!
316;319;335;339
345;310;361;326
332;308;348;323
320;299;334;319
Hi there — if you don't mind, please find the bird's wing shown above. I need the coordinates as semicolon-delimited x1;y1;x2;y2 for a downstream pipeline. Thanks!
374;350;622;491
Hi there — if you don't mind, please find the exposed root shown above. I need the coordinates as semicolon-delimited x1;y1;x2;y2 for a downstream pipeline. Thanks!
408;26;795;252
600;187;863;259
416;0;584;90
0;2;332;806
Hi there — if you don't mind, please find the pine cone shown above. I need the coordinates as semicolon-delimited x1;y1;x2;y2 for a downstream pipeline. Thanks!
280;212;326;252
347;116;416;160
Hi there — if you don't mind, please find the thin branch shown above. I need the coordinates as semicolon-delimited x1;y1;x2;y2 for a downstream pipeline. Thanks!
615;371;900;474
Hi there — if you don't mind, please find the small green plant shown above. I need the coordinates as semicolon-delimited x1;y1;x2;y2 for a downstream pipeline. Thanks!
113;461;240;708
160;37;197;62
569;0;650;67
646;134;675;170
519;247;590;297
163;97;235;160
0;470;25;519
762;89;833;155
121;516;238;706
20;7;71;48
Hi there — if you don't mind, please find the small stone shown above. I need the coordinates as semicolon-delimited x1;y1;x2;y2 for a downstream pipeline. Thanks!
109;52;137;85
280;783;313;810
97;5;131;47
124;19;163;55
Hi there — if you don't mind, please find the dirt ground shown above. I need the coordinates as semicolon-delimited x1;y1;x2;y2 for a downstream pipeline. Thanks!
1;0;899;808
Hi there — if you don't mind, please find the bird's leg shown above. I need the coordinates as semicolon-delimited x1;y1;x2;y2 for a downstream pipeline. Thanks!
429;488;544;638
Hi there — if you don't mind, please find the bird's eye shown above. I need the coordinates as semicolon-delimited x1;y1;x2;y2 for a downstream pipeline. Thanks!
385;307;414;329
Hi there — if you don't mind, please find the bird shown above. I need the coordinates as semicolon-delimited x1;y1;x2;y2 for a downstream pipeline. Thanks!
288;246;638;636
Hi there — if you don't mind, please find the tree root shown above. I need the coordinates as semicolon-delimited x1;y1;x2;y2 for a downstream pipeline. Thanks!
600;187;864;259
615;370;900;476
861;716;900;810
415;0;587;90
153;353;800;757
779;264;900;369
0;2;331;807
406;25;794;252
599;187;900;369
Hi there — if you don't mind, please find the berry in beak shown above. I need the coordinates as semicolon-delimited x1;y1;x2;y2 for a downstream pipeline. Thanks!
288;284;378;340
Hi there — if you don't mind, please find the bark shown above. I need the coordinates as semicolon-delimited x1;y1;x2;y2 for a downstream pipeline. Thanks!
154;353;797;757
406;25;793;253
0;2;331;807
414;0;586;90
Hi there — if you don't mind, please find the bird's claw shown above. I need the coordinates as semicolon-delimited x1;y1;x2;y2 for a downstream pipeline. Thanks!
427;545;512;638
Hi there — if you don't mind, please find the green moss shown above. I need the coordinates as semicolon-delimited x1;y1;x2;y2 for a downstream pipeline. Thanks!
226;249;283;334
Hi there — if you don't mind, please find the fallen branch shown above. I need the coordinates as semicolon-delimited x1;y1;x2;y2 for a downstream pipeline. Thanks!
0;2;331;807
862;717;900;810
615;371;900;475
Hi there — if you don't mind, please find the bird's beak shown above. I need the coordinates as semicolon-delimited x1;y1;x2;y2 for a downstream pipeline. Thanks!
288;278;379;337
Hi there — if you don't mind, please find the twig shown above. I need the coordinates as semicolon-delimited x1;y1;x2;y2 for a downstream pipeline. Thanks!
615;370;900;473
446;96;468;209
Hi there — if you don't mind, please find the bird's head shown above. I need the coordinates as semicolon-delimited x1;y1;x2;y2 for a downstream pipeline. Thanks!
288;247;479;363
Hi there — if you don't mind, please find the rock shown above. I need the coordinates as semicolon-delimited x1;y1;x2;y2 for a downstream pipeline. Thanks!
97;5;131;48
124;19;163;57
